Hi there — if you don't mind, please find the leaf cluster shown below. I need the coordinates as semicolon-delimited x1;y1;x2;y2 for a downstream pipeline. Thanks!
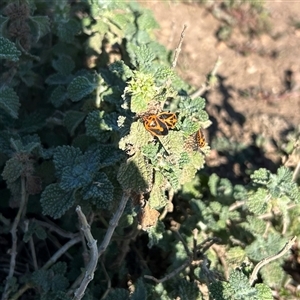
0;1;298;300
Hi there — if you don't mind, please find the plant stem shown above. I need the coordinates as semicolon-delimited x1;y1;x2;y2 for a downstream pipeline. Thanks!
72;206;98;300
98;191;131;258
249;236;297;286
2;176;27;300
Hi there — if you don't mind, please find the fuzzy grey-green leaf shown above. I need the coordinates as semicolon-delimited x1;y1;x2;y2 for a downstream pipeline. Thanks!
67;76;97;102
40;183;75;219
0;87;20;119
0;36;21;61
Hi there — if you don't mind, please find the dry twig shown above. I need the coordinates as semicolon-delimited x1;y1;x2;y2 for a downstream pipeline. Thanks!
2;176;28;300
249;236;297;286
73;206;98;300
172;24;187;69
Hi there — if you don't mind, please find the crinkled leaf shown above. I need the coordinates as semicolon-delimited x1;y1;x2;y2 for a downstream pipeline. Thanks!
131;278;147;300
60;165;93;191
246;188;269;215
23;222;47;242
173;279;200;300
32;269;51;292
85;111;116;142
19;110;47;133
81;172;114;209
127;72;156;113
105;288;129;300
59;149;100;190
40;183;75;219
64;111;86;136
57;19;81;43
67;76;97;102
136;9;159;31
260;262;285;290
53;146;82;177
49;85;68;108
228;270;257;299
148;172;167;209
117;152;152;193
51;274;69;291
2;157;23;183
255;283;273;300
119;121;150;151
0;16;9;33
46;73;72;85
109;60;134;79
146;220;164;248
51;262;67;274
0;36;21;61
97;145;124;168
251;168;269;185
245;232;285;262
28;16;50;41
0;87;20;119
52;55;75;76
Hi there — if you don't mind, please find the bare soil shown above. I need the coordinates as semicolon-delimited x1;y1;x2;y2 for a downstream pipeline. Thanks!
141;1;300;181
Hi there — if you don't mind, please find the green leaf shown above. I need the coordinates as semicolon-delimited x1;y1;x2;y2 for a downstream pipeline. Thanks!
40;183;75;219
2;157;23;183
136;9;159;31
28;16;50;41
127;72;156;113
60;164;93;191
131;278;147;300
0;16;9;34
255;283;273;300
0;87;20;119
19;110;47;133
134;44;156;70
52;55;75;75
49;85;68;108
173;279;200;300
67;76;97;102
23;222;47;242
146;221;165;248
10;134;41;154
59;149;100;191
51;274;69;292
105;288;129;300
51;262;67;275
226;247;246;266
245;232;285;261
148;173;167;209
0;36;21;61
228;270;257;299
243;216;266;236
96;145;124;168
64;111;86;136
260;262;285;289
81;172;114;209
109;60;134;79
53;146;83;177
251;168;269;185
119;121;150;152
85;111;117;142
117;152;152;193
32;269;51;292
246;188;269;215
46;73;72;85
56;19;81;43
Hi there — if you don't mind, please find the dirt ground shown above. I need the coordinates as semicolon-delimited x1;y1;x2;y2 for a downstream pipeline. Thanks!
141;1;300;181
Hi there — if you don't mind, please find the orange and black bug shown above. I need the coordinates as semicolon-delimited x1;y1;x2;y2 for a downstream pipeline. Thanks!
157;112;177;129
196;129;206;148
143;114;169;136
